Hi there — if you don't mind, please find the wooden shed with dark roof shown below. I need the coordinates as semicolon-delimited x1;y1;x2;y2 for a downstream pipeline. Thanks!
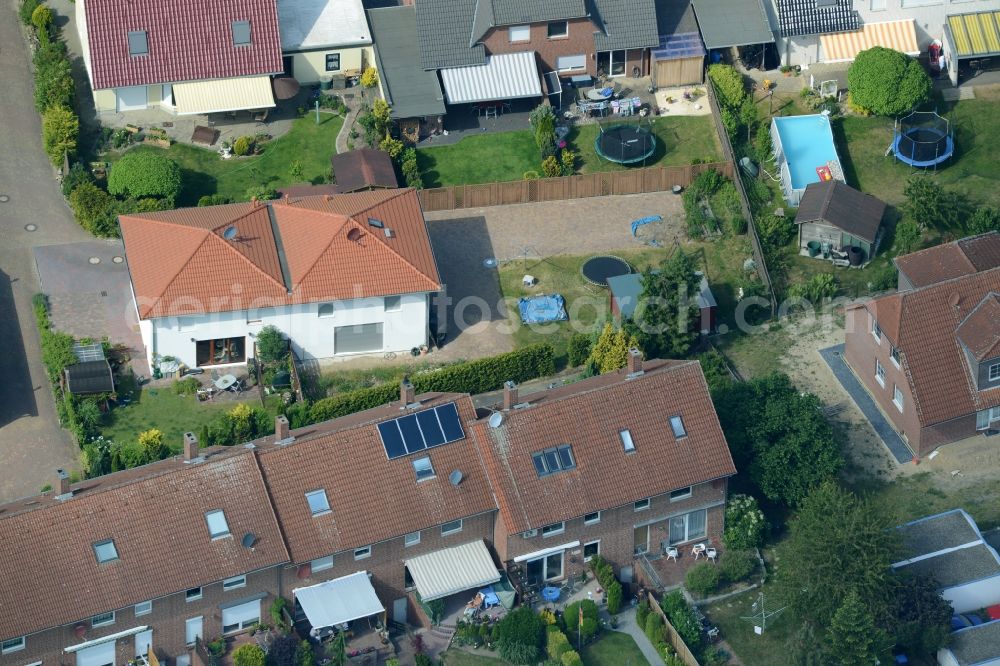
331;148;399;194
794;180;886;263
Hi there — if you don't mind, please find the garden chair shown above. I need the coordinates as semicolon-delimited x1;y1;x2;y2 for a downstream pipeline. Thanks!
706;547;718;562
665;546;679;562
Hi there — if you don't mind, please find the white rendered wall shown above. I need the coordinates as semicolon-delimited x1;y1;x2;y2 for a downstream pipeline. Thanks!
944;575;1000;614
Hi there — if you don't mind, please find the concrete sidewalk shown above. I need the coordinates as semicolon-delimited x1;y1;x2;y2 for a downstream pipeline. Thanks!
614;606;667;665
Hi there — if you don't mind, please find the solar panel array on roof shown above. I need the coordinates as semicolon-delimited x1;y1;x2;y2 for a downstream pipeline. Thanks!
652;32;706;61
378;402;465;459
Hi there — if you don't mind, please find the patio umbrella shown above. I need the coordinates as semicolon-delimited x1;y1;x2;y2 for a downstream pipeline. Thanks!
272;77;301;100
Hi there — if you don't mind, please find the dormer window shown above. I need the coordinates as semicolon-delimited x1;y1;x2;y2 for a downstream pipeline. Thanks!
232;21;251;46
305;489;331;516
205;510;230;539
93;539;119;564
127;31;149;56
890;346;901;368
871;317;882;343
669;416;687;439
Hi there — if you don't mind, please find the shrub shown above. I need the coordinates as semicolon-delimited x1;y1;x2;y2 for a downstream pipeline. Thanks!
138;428;168;462
266;635;298;666
893;219;921;255
245;185;279;201
903;174;966;230
644;612;664;645
31;4;54;36
563;600;599;643
707;64;747;110
561;650;583;666
522;170;540;180
256;325;289;363
233;136;254;156
756;213;795;248
233;644;265;666
33;42;75;113
567;333;592;368
546;629;572;661
42;105;79;166
686;562;722;597
308;343;554;422
69;182;118;236
360;67;379;89
606;580;623;614
541;155;561;178
295;642;315;666
108;151;182;201
848;47;930;116
561;149;576;176
788;272;837;304
382;133;404;160
636;600;650;629
20;0;41;25
62;162;94;197
969;207;1000;235
723;494;767;550
402;155;422;189
173;377;201;395
661;591;702;651
719;549;757;583
198;194;234;207
495;606;545;665
270;597;289;628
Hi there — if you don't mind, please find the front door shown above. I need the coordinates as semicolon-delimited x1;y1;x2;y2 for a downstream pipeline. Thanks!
393;597;408;625
634;524;649;554
76;640;116;666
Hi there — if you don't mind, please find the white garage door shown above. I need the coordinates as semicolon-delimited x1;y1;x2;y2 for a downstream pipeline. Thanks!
76;640;115;666
222;599;261;634
116;86;148;112
335;323;383;354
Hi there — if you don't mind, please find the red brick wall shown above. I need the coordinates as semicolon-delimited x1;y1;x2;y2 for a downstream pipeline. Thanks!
501;481;727;583
480;18;598;76
844;305;923;452
919;414;979;455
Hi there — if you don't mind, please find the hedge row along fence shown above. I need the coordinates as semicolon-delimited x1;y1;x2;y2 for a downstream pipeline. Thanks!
305;343;556;424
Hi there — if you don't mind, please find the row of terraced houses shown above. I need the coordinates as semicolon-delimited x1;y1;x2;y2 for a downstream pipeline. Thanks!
0;353;735;666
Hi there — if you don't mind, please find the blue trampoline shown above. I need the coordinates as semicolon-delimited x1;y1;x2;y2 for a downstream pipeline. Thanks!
518;294;568;324
892;111;954;169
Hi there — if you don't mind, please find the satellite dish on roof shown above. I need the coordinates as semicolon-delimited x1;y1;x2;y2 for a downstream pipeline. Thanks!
488;411;503;428
347;228;363;243
449;469;464;486
242;532;258;549
223;225;238;240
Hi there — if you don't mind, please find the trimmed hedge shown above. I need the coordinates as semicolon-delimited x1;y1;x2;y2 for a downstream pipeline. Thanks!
309;343;555;422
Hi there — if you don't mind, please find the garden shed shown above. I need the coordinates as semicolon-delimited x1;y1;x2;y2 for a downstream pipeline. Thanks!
63;343;114;395
794;180;885;263
608;272;717;334
331;148;399;193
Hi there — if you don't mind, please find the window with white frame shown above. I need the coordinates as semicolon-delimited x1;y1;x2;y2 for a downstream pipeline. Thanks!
135;600;152;616
556;54;586;71
186;587;203;602
583;540;600;561
584;511;601;525
870;0;886;9
305;489;331;516
311;555;334;572
185;616;203;646
668;508;707;545
871;317;882;343
670;487;692;501
669;415;687;438
205;510;230;539
875;359;886;388
890;346;901;368
619;429;635;452
355;545;372;560
92;611;115;627
542;522;565;537
634;498;650;511
405;531;421;547
1;637;25;654
509;25;530;42
441;519;463;535
547;21;568;38
413;456;435;482
990;406;1000;423
893;384;904;412
990;363;1000;381
222;600;260;634
223;575;247;590
384;296;401;312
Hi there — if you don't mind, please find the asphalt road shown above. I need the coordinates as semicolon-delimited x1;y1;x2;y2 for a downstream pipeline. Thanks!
0;0;91;501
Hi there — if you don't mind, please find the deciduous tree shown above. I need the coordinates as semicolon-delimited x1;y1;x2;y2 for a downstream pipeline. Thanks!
627;248;700;358
848;47;931;116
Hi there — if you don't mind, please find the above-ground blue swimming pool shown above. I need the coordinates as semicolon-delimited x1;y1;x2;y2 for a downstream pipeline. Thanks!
771;114;844;204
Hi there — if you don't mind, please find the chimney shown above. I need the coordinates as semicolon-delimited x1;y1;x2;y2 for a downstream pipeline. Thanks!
283;194;290;204
56;469;71;497
275;415;290;443
183;432;200;461
503;380;518;411
401;377;415;406
627;348;643;375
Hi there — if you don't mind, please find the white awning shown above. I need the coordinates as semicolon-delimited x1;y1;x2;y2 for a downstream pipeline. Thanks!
64;626;149;653
405;540;501;601
513;541;580;563
293;571;384;629
172;76;276;115
440;52;543;105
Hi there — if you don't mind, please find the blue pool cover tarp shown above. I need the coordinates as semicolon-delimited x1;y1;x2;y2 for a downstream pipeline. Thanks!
519;295;568;324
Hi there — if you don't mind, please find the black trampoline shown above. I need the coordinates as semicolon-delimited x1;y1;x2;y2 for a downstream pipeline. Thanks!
594;124;657;165
582;255;632;287
892;111;954;168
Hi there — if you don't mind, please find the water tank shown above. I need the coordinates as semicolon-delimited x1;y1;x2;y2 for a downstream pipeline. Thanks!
739;156;759;178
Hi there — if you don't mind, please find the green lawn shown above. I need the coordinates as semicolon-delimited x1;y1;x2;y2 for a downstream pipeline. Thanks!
439;651;506;665
120;112;344;207
704;583;796;666
573;115;722;173
580;630;651;666
849;471;1000;531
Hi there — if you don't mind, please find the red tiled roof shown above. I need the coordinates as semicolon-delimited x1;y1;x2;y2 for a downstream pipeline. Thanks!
866;267;1000;426
470;360;736;534
120;190;441;319
0;450;288;640
894;232;1000;289
257;394;496;563
81;0;284;90
957;293;1000;362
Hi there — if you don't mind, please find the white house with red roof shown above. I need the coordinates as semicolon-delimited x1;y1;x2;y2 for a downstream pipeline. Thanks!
119;189;441;370
76;0;284;115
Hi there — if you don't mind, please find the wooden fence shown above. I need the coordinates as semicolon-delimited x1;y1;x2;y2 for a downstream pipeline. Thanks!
704;78;777;318
416;162;734;212
645;590;701;666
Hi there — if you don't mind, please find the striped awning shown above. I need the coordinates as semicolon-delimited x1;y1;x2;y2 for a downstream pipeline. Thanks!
440;52;543;105
946;10;1000;58
820;19;919;63
404;540;501;601
172;76;276;115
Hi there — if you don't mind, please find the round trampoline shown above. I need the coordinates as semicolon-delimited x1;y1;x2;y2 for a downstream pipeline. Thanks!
594;124;657;165
892;111;954;169
582;255;632;287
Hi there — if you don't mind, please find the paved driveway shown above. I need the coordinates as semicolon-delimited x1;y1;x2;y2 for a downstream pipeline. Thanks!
0;0;92;501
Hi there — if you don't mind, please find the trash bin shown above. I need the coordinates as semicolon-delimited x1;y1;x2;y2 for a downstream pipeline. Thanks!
847;246;864;266
806;240;821;257
320;77;333;91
